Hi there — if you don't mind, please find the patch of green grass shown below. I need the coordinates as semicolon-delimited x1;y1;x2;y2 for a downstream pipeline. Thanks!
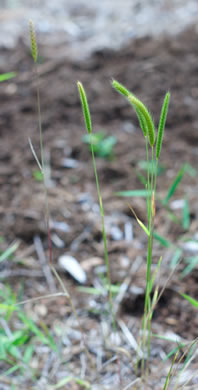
0;285;56;376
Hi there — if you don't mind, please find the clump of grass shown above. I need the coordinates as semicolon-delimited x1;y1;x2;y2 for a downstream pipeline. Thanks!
113;80;170;371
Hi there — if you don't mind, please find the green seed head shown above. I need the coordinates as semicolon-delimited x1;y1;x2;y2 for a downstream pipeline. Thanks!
156;91;170;160
135;108;148;138
77;81;92;134
112;79;130;98
29;20;37;63
128;94;155;147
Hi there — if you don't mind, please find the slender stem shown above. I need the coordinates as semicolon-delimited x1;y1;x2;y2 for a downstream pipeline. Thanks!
145;136;150;224
34;63;52;265
141;146;155;375
146;146;154;366
33;64;92;366
35;64;44;173
90;140;115;327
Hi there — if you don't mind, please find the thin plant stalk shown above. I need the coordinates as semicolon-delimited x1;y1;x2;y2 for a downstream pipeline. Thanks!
90;139;114;321
77;82;115;327
29;22;92;366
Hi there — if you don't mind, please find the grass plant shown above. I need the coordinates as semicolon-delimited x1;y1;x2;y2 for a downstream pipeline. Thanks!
112;80;170;372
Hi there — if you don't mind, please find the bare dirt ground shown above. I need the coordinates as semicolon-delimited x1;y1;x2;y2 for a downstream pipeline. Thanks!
1;25;198;389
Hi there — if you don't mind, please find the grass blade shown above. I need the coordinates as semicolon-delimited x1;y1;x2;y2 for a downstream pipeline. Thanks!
153;232;172;248
182;198;190;230
0;241;20;263
0;72;16;82
163;350;179;390
127;203;150;236
115;189;152;197
181;293;198;308
181;256;198;278
170;248;182;269
163;166;185;205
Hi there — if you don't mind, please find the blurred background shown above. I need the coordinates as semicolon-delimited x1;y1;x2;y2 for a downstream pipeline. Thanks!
0;0;198;55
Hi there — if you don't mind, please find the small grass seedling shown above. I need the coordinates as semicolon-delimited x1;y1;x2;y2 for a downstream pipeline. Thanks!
82;131;117;159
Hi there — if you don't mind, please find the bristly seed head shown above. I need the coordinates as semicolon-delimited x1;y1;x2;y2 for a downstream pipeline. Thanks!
112;79;130;98
77;81;92;134
156;91;170;160
128;94;155;147
29;20;38;63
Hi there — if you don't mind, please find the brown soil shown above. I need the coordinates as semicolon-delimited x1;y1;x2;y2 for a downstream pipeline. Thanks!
1;27;198;389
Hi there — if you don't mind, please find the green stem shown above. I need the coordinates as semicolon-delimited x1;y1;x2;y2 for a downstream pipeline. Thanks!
141;146;155;375
145;136;151;224
35;64;44;173
90;139;115;328
34;63;52;264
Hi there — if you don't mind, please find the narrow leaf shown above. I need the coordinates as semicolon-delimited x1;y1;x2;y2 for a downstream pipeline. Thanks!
163;166;185;205
54;376;73;389
153;232;172;248
115;189;152;197
182;198;190;230
0;72;16;82
127;203;150;236
181;256;198;278
0;241;19;263
183;163;197;177
149;256;162;293
17;312;51;346
170;248;182;269
180;293;198;309
163;350;179;390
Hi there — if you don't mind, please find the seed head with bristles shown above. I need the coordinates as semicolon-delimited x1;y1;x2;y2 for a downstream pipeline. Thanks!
156;91;170;160
112;79;130;98
77;81;92;134
29;20;38;63
128;94;155;147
